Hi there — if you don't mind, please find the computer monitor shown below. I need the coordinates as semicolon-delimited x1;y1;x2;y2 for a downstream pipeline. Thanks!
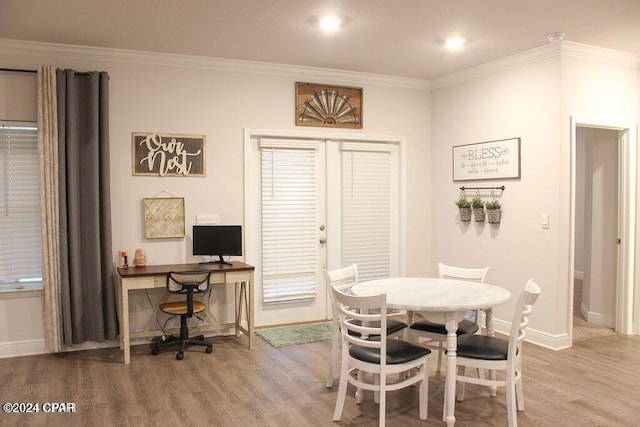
192;225;242;265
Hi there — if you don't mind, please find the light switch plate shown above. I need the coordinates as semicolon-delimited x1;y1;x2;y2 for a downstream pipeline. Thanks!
541;213;549;229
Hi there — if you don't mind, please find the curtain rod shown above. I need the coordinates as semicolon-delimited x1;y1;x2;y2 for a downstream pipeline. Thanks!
0;67;37;74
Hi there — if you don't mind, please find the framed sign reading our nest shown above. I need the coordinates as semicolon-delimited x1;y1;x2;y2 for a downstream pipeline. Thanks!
295;82;362;129
133;132;206;177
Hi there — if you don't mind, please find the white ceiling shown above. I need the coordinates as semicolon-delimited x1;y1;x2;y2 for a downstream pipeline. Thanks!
2;0;639;80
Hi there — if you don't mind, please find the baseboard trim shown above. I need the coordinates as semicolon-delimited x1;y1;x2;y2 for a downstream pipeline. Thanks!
493;318;571;350
0;329;237;359
581;303;615;328
0;339;47;359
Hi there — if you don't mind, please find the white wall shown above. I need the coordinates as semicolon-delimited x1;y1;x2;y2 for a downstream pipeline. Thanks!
0;71;36;120
0;292;44;357
586;129;618;326
561;51;639;337
431;42;639;349
0;40;431;354
431;57;563;343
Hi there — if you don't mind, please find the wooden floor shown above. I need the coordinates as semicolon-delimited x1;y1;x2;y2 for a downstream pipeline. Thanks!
2;332;640;426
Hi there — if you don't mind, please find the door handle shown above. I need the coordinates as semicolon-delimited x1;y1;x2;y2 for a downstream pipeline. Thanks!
319;237;327;244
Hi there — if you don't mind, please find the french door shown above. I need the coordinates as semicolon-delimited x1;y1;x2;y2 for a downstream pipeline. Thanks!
245;131;403;326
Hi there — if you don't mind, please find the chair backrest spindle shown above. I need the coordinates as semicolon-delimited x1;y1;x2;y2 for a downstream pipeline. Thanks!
508;279;541;367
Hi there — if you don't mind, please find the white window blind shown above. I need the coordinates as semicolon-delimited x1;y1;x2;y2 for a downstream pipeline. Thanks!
260;141;318;303
341;144;395;282
0;123;42;291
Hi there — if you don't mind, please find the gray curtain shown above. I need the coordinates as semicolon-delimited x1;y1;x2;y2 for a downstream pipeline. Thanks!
56;69;117;344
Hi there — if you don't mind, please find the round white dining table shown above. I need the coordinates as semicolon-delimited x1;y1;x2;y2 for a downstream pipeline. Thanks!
351;277;511;427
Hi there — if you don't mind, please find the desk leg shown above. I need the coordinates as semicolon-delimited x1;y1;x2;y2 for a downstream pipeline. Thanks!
116;275;123;350
122;287;131;364
235;282;244;338
234;280;253;349
443;314;459;426
248;278;253;349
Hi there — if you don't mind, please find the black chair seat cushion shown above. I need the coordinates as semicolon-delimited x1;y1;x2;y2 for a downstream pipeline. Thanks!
348;319;408;337
350;338;431;364
455;334;508;361
409;318;479;336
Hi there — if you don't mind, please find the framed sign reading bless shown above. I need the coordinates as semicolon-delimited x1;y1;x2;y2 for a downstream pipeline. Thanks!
133;132;205;176
453;138;521;181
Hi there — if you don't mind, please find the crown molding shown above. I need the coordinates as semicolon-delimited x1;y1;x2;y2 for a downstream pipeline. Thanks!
431;43;561;89
559;40;640;68
0;38;430;90
431;40;640;90
3;38;635;93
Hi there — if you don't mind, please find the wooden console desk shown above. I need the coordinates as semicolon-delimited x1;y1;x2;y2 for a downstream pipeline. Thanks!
116;261;255;364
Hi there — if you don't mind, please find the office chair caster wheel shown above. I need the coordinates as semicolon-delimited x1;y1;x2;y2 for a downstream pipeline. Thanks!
206;345;213;353
151;346;159;355
176;351;184;360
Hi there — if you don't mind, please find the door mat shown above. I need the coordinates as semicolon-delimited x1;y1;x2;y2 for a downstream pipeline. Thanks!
255;322;332;347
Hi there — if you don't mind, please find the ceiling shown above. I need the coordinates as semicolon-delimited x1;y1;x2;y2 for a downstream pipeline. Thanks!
2;0;640;80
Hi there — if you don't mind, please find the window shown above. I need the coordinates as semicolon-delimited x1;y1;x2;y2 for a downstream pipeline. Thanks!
0;123;42;291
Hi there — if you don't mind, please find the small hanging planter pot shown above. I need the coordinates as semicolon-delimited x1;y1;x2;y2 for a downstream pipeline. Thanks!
455;193;472;222
487;208;501;224
473;207;486;222
472;196;485;222
486;200;502;224
459;206;471;222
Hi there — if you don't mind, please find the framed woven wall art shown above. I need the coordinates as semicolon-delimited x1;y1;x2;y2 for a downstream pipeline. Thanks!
143;197;185;239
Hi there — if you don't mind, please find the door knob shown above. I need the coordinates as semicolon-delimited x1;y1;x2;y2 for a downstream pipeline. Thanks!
319;237;327;244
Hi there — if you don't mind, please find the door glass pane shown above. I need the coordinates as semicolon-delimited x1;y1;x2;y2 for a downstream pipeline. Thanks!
261;146;318;303
341;147;394;281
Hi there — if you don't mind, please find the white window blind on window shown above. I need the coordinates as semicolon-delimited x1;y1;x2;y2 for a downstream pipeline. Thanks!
260;140;318;303
0;123;42;291
341;143;397;282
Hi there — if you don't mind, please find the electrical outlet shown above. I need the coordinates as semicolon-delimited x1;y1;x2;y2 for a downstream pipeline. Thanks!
196;214;219;225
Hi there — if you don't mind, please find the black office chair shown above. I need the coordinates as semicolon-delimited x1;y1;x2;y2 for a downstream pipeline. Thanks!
150;271;213;360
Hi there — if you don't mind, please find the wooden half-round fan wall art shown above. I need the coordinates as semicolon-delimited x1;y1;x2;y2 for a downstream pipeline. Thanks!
295;82;362;129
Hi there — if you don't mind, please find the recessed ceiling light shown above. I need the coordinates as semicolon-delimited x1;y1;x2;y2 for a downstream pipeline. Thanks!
445;37;466;50
319;15;341;33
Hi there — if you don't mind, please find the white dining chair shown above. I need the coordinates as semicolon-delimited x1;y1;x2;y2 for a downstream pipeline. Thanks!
408;263;490;373
454;279;541;427
324;265;407;388
331;286;431;427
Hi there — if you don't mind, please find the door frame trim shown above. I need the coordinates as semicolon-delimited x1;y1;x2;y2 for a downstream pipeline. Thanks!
243;128;407;327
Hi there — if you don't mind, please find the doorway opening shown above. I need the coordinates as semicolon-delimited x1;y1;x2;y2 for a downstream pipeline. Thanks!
570;117;637;344
573;126;618;342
